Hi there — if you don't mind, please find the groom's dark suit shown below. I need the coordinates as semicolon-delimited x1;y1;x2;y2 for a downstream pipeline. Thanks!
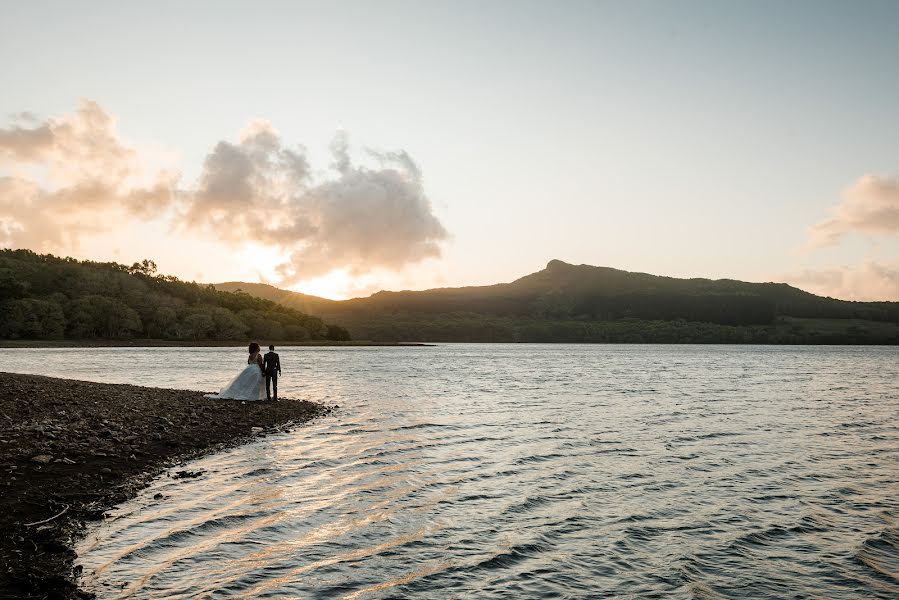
263;350;281;401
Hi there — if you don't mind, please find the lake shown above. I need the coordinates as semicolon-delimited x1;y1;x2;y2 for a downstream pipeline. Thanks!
2;344;898;598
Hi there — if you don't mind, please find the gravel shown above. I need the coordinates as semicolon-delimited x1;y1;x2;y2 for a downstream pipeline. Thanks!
0;372;330;599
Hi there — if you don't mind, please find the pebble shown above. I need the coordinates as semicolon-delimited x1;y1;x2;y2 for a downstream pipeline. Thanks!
1;371;327;598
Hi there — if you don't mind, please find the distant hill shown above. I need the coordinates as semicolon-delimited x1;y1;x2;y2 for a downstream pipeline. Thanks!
215;260;899;344
214;282;340;317
0;250;350;342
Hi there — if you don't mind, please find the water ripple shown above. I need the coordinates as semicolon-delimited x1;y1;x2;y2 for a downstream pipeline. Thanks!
3;344;897;598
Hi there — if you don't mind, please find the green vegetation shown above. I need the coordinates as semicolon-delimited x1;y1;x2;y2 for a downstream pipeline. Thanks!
217;260;899;344
0;250;350;342
313;313;899;344
4;251;895;344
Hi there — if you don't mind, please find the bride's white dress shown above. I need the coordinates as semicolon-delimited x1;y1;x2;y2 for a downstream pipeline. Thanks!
205;359;266;401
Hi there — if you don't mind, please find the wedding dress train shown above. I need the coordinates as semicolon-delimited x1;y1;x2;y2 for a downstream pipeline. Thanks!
205;362;266;401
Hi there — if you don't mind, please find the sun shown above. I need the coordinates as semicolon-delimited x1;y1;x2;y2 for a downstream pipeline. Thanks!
290;269;354;300
233;245;364;300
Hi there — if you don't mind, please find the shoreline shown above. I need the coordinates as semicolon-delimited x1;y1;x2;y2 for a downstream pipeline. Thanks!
0;340;435;348
0;372;332;599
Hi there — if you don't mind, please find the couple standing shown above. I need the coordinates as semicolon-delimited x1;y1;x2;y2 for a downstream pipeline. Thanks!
205;343;282;401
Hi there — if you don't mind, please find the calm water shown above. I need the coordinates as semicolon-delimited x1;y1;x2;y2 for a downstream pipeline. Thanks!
3;345;899;598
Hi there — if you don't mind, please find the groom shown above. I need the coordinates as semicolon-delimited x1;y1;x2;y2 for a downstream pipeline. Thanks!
263;345;282;401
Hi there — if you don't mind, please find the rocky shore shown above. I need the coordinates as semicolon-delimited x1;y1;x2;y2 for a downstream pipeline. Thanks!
0;340;434;348
0;372;331;599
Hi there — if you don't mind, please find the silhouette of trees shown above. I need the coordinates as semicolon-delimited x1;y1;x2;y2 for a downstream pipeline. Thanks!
0;250;351;341
65;296;142;338
0;298;66;339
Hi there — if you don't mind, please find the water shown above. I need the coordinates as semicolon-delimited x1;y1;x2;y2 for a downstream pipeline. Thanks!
3;344;899;598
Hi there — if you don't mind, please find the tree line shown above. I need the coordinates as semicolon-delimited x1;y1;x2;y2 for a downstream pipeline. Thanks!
336;312;899;344
0;250;350;342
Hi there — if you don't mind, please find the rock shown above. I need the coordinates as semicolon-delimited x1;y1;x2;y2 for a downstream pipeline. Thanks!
100;467;112;475
31;454;53;464
172;469;204;479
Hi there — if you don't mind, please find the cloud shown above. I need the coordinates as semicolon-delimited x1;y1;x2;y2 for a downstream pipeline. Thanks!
784;260;899;301
274;158;448;282
0;123;53;162
184;120;313;243
0;100;448;283
0;100;176;251
329;130;351;175
806;175;899;248
184;121;447;282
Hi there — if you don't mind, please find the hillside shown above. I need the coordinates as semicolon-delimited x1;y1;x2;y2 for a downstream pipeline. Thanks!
216;260;899;344
0;250;350;342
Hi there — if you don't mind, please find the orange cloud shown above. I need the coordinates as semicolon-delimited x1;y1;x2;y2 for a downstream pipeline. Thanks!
0;100;177;251
0;101;447;283
806;175;899;248
784;260;899;301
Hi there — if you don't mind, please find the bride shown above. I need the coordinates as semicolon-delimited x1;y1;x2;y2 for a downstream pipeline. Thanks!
205;342;266;401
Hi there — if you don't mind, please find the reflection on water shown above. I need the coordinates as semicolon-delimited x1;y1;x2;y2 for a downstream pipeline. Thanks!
3;344;899;598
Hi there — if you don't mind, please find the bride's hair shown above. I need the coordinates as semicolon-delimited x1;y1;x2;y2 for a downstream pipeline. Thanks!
248;342;260;354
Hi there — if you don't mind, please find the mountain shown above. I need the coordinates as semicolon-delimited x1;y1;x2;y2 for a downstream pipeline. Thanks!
0;250;350;342
215;260;899;344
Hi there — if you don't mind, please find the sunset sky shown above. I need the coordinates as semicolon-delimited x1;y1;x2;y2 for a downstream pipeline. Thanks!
2;0;898;300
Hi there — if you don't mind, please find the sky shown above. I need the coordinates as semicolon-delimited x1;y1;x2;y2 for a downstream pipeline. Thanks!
1;0;898;300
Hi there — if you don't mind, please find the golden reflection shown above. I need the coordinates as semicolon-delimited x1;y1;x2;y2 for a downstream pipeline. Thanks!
85;480;285;583
97;446;287;596
341;559;456;600
197;478;433;593
120;507;288;597
243;525;438;597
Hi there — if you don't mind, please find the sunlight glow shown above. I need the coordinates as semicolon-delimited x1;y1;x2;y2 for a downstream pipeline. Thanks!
290;269;354;300
234;245;284;284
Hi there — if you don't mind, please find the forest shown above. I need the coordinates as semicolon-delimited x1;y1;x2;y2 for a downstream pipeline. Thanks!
322;312;899;344
0;250;350;342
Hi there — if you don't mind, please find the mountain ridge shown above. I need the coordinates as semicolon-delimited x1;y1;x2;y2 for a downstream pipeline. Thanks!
214;260;899;343
220;259;824;303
